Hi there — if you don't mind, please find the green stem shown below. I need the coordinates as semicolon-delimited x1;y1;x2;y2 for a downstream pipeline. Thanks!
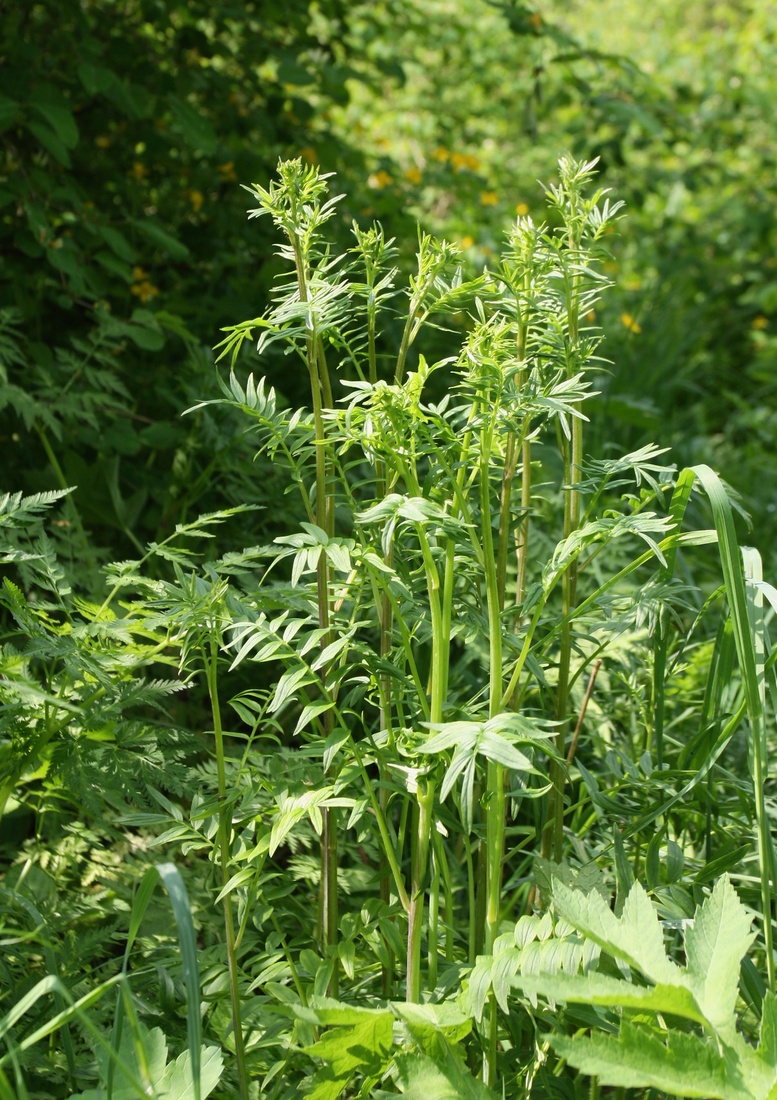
481;406;506;1088
203;635;248;1100
404;523;446;1001
428;847;440;991
406;777;435;1002
291;235;339;988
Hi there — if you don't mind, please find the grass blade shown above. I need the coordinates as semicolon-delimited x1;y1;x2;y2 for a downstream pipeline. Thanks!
157;862;202;1100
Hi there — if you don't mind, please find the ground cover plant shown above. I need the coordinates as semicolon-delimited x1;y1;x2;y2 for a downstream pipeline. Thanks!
1;155;776;1099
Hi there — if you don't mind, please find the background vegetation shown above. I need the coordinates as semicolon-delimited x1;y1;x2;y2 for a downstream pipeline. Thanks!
2;1;777;1097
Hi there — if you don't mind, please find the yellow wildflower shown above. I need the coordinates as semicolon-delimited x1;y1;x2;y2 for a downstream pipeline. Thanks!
131;280;159;303
368;169;393;190
621;312;642;334
95;135;111;149
130;161;147;182
515;202;529;216
218;161;238;182
752;315;769;330
299;146;318;164
188;189;204;213
404;165;422;184
529;12;542;29
460;235;475;249
480;191;498;206
451;151;480;172
432;146;449;162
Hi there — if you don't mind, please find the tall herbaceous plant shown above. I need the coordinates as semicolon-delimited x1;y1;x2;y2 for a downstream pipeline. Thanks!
204;155;703;1078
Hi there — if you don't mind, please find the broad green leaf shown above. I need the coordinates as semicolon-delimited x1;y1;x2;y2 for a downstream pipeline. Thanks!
298;1000;393;1100
685;874;754;1036
94;249;133;281
551;1022;735;1099
134;218;190;260
392;1001;473;1049
516;971;706;1027
168;96;218;155
70;1023;167;1099
98;226;136;263
158;1045;223;1100
77;61;116;95
759;992;777;1069
393;1049;498;1100
29;95;79;149
27;120;71;165
552;878;680;984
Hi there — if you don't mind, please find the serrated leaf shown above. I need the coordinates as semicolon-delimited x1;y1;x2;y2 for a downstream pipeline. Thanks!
158;1045;224;1099
552;879;680;984
550;1022;735;1099
393;1049;498;1099
516;971;706;1026
760;993;777;1070
299;1000;393;1100
685;874;755;1036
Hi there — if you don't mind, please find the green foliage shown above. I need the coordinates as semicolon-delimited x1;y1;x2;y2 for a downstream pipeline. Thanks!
516;876;777;1100
2;140;777;1099
0;0;406;580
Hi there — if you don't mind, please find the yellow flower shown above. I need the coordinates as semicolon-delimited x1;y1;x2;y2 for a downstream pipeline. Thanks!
218;161;238;182
299;146;318;164
451;151;480;172
529;11;542;29
480;190;498;206
132;266;149;282
188;189;204;213
460;235;475;249
368;169;393;190
95;135;111;149
515;202;529;216
586;310;596;322
130;161;147;182
404;165;422;184
131;280;159;303
752;315;769;330
621;312;642;334
432;146;449;162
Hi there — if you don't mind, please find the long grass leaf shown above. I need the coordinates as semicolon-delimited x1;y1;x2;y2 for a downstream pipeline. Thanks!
157;862;202;1100
109;866;162;1099
0;889;76;1082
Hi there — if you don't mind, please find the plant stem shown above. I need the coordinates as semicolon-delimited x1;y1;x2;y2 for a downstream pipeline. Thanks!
203;635;248;1100
291;235;339;987
406;776;435;1002
405;524;446;1000
481;403;506;1088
